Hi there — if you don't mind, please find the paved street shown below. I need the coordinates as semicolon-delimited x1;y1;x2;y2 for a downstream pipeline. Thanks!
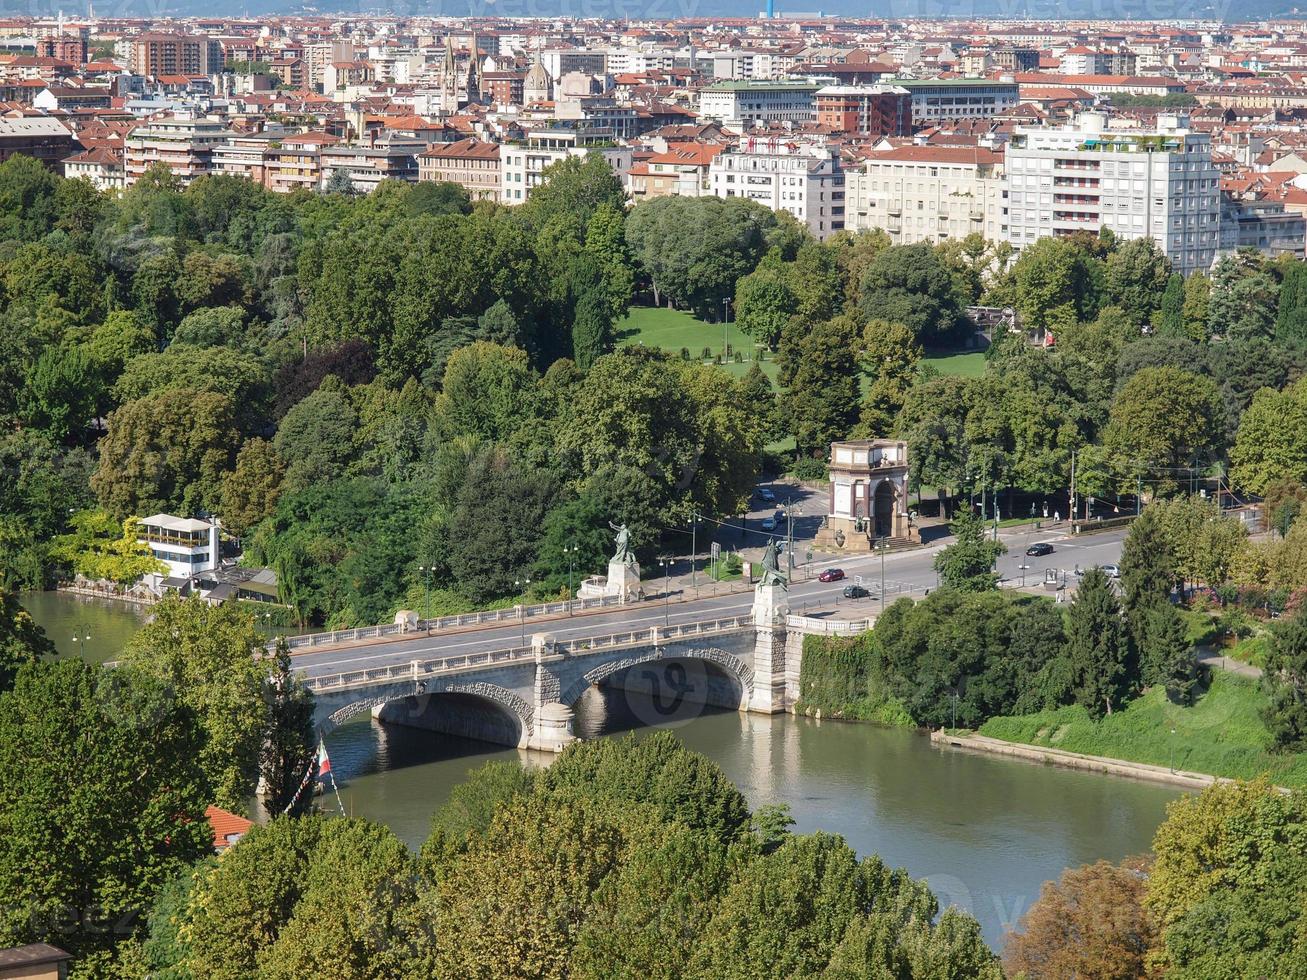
293;521;1129;682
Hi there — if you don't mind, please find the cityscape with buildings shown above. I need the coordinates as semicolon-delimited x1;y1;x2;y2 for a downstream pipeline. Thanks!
8;11;1307;980
1;15;1307;256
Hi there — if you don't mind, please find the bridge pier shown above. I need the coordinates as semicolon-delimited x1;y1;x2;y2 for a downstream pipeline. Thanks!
526;634;577;753
748;584;789;714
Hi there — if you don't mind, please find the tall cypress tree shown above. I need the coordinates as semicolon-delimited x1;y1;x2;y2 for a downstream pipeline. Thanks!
1156;273;1186;337
1065;567;1129;717
1140;602;1198;705
1276;261;1307;348
1119;508;1177;680
571;288;612;372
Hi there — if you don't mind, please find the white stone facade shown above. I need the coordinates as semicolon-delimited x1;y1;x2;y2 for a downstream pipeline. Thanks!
707;138;844;240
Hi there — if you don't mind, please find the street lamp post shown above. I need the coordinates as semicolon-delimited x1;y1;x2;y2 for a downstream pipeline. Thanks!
563;544;578;611
72;625;90;658
658;557;672;628
1169;727;1177;773
418;565;432;621
878;536;887;614
514;577;531;647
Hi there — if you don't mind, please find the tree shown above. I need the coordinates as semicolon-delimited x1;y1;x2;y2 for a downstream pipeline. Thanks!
1003;858;1156;980
571;286;613;371
531;493;614;596
172;306;247;348
1104;238;1171;327
113;345;269;431
432;341;535;444
583;200;635;323
1102;367;1225;495
0;153;57;241
1275;260;1307;346
733;261;798;349
20;345;100;443
778;315;860;459
123;596;273;809
1229;377;1307;495
857;243;965;345
1119;507;1176;639
933;512;1005;592
1139;601;1197;704
47;509;167;584
1064;567;1129;716
858;318;920;437
274;382;358;493
1009;237;1103;333
1208;249;1278;341
0;661;211;966
1261;609;1307;752
1156;272;1186;336
524;152;627;232
220;438;285;539
898;376;971;516
1181;271;1210;342
0;586;53;693
92;389;239;519
258;640;316;819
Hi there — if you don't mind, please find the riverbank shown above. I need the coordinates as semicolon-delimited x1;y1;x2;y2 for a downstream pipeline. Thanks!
931;730;1227;791
974;672;1307;789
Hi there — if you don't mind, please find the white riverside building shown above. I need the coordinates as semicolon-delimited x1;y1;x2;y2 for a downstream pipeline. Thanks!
137;514;219;589
1005;111;1221;275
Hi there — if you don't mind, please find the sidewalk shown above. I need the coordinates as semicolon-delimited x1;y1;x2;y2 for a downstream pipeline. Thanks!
1195;645;1263;680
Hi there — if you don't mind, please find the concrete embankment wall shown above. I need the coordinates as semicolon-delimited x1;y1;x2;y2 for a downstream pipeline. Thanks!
930;730;1225;792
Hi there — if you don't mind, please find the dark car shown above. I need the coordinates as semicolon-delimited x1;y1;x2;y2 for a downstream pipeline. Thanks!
818;568;846;583
757;488;776;503
842;584;870;599
1026;542;1054;557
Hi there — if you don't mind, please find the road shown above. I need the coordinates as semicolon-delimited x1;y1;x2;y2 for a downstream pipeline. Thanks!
292;524;1129;683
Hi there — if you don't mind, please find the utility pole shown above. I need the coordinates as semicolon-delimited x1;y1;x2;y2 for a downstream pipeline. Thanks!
879;536;886;614
658;557;672;628
1069;448;1077;529
786;499;794;574
691;511;698;596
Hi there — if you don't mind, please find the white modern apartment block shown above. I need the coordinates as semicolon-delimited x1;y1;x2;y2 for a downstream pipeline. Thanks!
846;145;1006;244
1005;111;1220;275
697;80;817;130
138;514;219;584
123;113;230;186
708;137;844;240
888;78;1020;122
499;130;633;204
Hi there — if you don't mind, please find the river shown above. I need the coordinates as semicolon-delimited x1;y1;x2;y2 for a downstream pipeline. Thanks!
24;591;1180;948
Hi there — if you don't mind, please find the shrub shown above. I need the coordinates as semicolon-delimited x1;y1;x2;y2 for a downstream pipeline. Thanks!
679;346;691;360
701;346;712;360
792;456;828;482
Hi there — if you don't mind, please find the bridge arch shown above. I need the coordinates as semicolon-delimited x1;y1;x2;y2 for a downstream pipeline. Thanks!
318;680;534;748
559;646;754;709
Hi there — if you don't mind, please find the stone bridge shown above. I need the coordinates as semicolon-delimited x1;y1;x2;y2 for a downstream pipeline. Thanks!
304;596;872;752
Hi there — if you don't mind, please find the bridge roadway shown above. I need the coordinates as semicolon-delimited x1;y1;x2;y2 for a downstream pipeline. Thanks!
291;526;1129;682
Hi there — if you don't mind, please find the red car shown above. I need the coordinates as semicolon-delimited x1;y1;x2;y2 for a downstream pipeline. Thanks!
818;568;846;583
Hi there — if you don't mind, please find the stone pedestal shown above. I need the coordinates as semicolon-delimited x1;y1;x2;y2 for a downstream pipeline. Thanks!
749;583;790;714
527;701;576;752
604;558;642;602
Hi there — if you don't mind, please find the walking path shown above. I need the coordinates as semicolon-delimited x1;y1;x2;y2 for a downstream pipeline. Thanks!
1195;645;1263;679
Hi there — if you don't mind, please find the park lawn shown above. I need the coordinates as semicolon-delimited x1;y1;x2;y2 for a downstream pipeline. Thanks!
617;306;779;382
922;351;987;378
978;672;1307;788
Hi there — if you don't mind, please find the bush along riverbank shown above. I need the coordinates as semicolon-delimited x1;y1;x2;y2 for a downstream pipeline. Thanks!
794;632;913;726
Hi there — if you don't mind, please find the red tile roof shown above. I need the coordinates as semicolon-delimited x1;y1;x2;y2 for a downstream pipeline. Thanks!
205;805;253;851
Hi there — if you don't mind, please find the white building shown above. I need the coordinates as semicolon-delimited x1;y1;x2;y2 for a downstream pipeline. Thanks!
1005;111;1220;275
697;80;817;130
138;514;219;585
846;144;1006;244
708;137;844;240
499;130;632;204
886;78;1020;123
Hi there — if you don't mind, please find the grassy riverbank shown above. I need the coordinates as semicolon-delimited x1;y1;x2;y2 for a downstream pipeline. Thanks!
978;672;1307;788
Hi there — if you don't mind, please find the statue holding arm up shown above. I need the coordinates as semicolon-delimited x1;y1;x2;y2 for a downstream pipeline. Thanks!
610;521;635;567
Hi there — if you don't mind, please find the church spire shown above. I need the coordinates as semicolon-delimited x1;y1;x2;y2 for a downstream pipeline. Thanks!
466;32;482;104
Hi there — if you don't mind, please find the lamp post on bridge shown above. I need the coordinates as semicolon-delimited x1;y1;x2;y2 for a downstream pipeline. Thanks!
658;557;672;629
418;564;432;621
563;543;578;613
514;577;531;648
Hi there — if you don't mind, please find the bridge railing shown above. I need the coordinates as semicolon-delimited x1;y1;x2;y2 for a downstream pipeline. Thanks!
302;615;756;693
786;615;873;636
281;593;629;651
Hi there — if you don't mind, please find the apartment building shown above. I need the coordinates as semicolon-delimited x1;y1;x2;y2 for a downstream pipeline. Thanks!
128;32;222;77
211;131;282;184
319;132;425;193
708;138;844;240
124;113;230;186
499;130;632;204
418;137;500;200
0;114;75;169
887;78;1019;122
847;145;1006;245
814;85;912;137
697;80;817;130
628;142;723;201
1005;111;1220;275
61;145;124;191
264;131;339;193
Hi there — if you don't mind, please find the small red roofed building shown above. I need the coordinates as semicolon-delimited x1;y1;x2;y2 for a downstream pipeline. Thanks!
205;805;253;851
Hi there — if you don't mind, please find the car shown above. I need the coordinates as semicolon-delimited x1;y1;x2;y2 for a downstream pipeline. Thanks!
1026;542;1054;557
761;517;777;531
818;568;846;583
757;488;776;503
842;584;870;599
1099;563;1120;578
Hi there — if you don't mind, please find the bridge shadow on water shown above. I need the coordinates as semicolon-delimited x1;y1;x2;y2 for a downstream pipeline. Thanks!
573;672;741;741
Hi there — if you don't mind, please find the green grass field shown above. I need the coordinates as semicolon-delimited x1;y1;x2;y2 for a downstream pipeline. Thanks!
979;672;1307;788
616;306;779;380
922;351;987;378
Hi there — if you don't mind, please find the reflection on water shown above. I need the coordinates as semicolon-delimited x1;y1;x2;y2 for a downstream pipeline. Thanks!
21;591;151;663
318;682;1181;947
